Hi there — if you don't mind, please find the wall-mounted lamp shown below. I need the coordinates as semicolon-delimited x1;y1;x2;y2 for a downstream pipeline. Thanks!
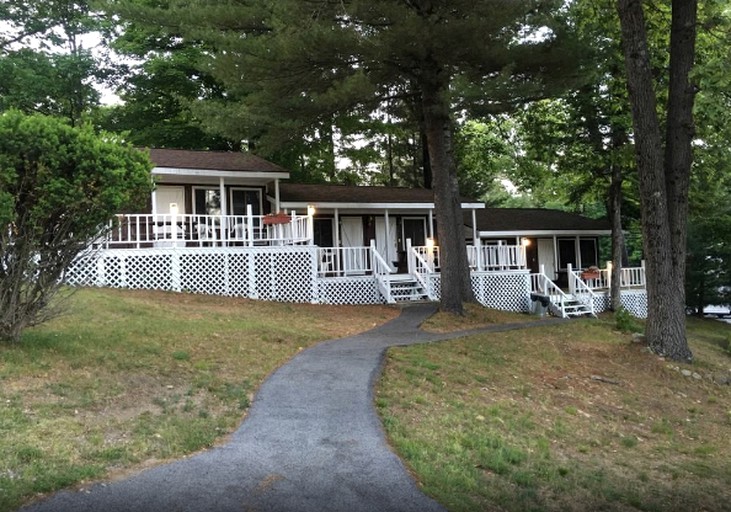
521;237;531;247
307;204;316;217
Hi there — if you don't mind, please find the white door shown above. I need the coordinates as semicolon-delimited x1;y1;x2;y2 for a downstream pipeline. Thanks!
537;238;556;280
340;217;365;274
375;217;398;270
154;186;185;214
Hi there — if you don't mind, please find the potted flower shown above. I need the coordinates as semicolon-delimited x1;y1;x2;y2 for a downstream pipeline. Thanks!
581;265;601;280
263;212;291;225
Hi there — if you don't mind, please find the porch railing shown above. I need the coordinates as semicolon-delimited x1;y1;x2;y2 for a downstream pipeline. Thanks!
579;261;646;291
316;246;373;277
99;209;311;248
468;244;526;271
530;271;573;318
567;264;596;316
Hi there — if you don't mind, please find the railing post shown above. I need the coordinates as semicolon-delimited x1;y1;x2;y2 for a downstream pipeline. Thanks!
406;238;414;274
606;260;613;290
475;243;482;272
246;204;254;247
567;263;574;295
640;259;646;286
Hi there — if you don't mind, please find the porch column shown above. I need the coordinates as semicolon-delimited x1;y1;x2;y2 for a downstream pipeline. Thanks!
471;209;477;245
428;209;434;239
553;236;558;277
384;209;392;264
334;208;341;272
219;177;227;246
274;179;281;212
575;235;581;270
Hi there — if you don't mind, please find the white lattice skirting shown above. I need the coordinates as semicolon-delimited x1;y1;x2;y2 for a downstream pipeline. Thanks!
421;272;532;313
592;290;648;318
66;248;646;317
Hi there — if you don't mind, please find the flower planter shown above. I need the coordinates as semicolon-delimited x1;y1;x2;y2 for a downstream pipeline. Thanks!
263;213;291;225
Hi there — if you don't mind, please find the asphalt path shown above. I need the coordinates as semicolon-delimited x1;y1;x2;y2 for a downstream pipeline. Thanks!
21;305;565;512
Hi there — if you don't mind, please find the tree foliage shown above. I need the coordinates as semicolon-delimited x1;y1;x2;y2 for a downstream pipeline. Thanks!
108;0;579;313
0;110;152;343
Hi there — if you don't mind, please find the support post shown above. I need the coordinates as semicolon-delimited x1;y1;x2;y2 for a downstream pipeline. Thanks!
606;260;613;291
246;204;254;247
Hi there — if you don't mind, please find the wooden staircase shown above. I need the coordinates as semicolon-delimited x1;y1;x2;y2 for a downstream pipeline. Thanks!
383;274;431;303
550;294;595;318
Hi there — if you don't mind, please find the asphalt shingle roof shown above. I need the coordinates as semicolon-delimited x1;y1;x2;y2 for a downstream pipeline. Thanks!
468;208;610;232
148;148;289;174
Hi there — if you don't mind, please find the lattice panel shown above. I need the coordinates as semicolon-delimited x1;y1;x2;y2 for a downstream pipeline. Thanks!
471;272;531;312
592;295;610;314
122;253;173;290
621;291;647;318
65;252;100;287
272;250;314;302
317;277;381;305
592;292;647;318
179;252;228;295
226;252;251;296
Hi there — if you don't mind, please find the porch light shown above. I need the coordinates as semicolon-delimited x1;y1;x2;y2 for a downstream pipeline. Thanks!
426;237;435;249
521;237;531;247
307;204;316;217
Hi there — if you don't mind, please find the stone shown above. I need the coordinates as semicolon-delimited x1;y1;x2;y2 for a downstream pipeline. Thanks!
681;369;692;377
692;372;702;380
631;333;647;344
712;373;730;385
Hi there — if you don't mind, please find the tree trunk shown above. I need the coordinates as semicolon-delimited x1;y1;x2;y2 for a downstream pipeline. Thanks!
616;0;694;361
609;160;624;311
420;67;473;313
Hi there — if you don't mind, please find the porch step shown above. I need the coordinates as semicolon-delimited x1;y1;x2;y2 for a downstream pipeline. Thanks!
559;297;594;318
386;275;431;303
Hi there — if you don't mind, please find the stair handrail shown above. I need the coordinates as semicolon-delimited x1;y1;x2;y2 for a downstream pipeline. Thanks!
530;272;572;318
370;241;394;303
409;245;437;301
567;264;597;316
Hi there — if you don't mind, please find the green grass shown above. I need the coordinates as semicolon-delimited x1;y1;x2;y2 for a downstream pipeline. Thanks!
0;288;396;511
377;313;731;512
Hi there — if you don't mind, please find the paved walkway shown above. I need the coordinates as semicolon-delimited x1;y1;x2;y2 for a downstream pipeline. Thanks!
22;305;565;512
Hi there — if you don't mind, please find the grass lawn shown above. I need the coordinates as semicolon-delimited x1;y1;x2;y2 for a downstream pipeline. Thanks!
377;311;731;512
0;288;397;511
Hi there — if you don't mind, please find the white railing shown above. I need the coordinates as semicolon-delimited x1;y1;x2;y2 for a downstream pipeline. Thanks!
370;241;395;303
407;240;436;300
468;244;526;271
579;261;646;291
99;209;311;248
411;244;440;272
567;264;596;316
316;246;373;277
530;272;573;318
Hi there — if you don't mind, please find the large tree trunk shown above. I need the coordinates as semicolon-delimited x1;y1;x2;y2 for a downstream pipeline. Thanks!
609;160;624;311
616;0;695;361
420;67;473;313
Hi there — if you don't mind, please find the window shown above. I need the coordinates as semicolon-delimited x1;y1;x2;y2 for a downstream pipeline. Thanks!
194;188;221;215
230;188;262;216
579;239;598;268
558;239;576;270
402;217;426;247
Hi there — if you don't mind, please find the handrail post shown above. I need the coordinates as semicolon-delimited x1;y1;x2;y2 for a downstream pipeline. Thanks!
406;238;413;274
246;204;254;247
567;263;574;295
